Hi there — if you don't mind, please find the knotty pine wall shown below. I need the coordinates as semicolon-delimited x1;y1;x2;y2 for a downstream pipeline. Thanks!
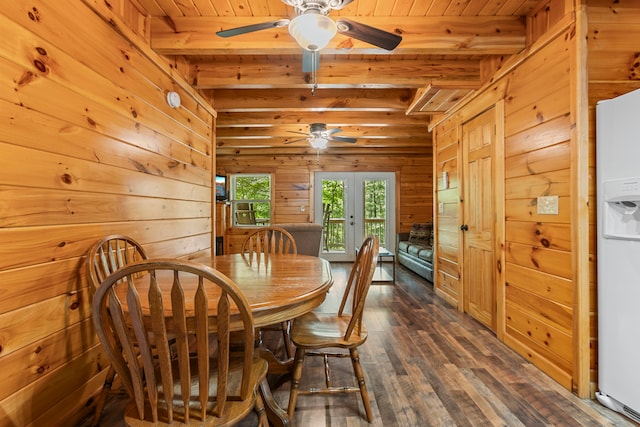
0;2;215;426
433;0;640;399
216;153;432;254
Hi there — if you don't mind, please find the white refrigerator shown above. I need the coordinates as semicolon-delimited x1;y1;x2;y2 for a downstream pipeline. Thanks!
595;88;640;423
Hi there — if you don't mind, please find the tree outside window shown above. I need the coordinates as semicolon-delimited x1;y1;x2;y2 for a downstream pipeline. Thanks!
231;174;271;226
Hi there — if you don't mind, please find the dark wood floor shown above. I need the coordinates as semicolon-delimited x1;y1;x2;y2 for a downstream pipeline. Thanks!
79;262;637;427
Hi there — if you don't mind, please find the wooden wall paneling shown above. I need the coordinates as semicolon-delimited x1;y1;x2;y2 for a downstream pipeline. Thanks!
505;221;571;252
0;318;100;402
0;143;210;202
0;8;212;155
506;283;572;333
506;241;573;279
505;142;571;178
0;218;211;272
0;258;83;315
505;168;571;200
504;299;573;372
504;112;572;157
433;118;461;307
506;263;573;307
0;344;107;427
504;196;571;223
0;1;215;424
504;84;571;138
526;0;570;45
0;100;210;179
503;328;573;390
399;163;433;230
1;185;210;228
274;168;312;223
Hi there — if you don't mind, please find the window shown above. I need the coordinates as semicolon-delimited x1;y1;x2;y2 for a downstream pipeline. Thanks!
231;174;271;226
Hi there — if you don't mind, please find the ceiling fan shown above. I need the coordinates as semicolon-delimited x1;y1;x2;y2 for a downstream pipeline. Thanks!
216;0;402;54
285;123;357;150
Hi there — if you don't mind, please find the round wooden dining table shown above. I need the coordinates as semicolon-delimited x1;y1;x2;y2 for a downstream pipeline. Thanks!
190;253;333;326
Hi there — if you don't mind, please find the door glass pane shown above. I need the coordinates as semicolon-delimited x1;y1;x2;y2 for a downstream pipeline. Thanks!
363;179;387;247
321;179;346;253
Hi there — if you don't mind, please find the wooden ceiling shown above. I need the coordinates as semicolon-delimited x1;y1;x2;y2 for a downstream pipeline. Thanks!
136;0;539;155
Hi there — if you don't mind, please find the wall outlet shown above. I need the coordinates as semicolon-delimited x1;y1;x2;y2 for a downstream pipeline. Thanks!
537;196;559;215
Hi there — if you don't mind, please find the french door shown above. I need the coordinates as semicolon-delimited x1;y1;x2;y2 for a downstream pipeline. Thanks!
314;172;395;262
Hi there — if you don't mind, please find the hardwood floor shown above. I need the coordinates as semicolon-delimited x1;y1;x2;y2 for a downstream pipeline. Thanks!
79;262;637;427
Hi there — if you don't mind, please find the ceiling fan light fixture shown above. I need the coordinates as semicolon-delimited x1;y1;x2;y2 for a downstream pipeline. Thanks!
309;136;329;150
288;12;337;51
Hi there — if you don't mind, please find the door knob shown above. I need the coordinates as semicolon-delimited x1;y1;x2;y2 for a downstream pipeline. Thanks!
460;224;469;231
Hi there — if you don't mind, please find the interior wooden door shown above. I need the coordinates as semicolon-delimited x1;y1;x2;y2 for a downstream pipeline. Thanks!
462;108;496;330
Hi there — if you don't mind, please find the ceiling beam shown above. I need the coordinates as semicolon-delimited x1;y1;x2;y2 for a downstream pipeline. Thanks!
216;111;429;126
216;145;432;156
210;88;413;112
217;124;428;139
192;56;481;89
150;16;526;55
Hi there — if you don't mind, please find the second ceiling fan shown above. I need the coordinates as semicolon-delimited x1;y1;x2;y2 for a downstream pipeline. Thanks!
285;123;357;150
216;0;402;53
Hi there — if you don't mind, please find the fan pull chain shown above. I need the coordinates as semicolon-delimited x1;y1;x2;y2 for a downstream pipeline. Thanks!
311;51;318;96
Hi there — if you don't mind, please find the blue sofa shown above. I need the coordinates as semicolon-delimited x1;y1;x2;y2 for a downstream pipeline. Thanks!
396;223;434;282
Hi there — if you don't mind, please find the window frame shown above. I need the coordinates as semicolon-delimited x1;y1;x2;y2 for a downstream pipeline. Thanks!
230;173;272;227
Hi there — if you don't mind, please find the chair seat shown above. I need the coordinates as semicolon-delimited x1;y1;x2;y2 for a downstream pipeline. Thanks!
291;312;368;349
124;356;268;427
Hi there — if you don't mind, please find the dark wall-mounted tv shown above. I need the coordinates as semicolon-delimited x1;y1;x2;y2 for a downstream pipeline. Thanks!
215;175;228;201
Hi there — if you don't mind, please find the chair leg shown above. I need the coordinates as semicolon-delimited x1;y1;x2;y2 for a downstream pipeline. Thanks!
287;346;306;418
92;365;117;427
350;347;373;423
254;389;269;427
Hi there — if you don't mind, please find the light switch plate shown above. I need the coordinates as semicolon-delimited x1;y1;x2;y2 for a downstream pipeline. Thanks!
537;196;559;215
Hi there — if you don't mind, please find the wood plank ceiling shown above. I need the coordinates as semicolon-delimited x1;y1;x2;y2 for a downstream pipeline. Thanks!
136;0;538;155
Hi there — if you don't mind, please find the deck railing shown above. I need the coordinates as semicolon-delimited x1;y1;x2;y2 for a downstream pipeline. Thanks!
324;218;386;250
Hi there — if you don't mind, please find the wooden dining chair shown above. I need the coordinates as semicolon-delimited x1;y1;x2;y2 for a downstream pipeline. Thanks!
85;235;149;427
241;226;298;359
287;235;379;422
91;259;269;426
241;226;297;258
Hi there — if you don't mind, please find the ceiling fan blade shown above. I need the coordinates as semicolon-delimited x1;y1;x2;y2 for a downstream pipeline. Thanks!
302;50;321;72
327;128;342;135
330;136;357;143
284;137;309;144
335;18;402;51
216;19;290;38
287;130;312;136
